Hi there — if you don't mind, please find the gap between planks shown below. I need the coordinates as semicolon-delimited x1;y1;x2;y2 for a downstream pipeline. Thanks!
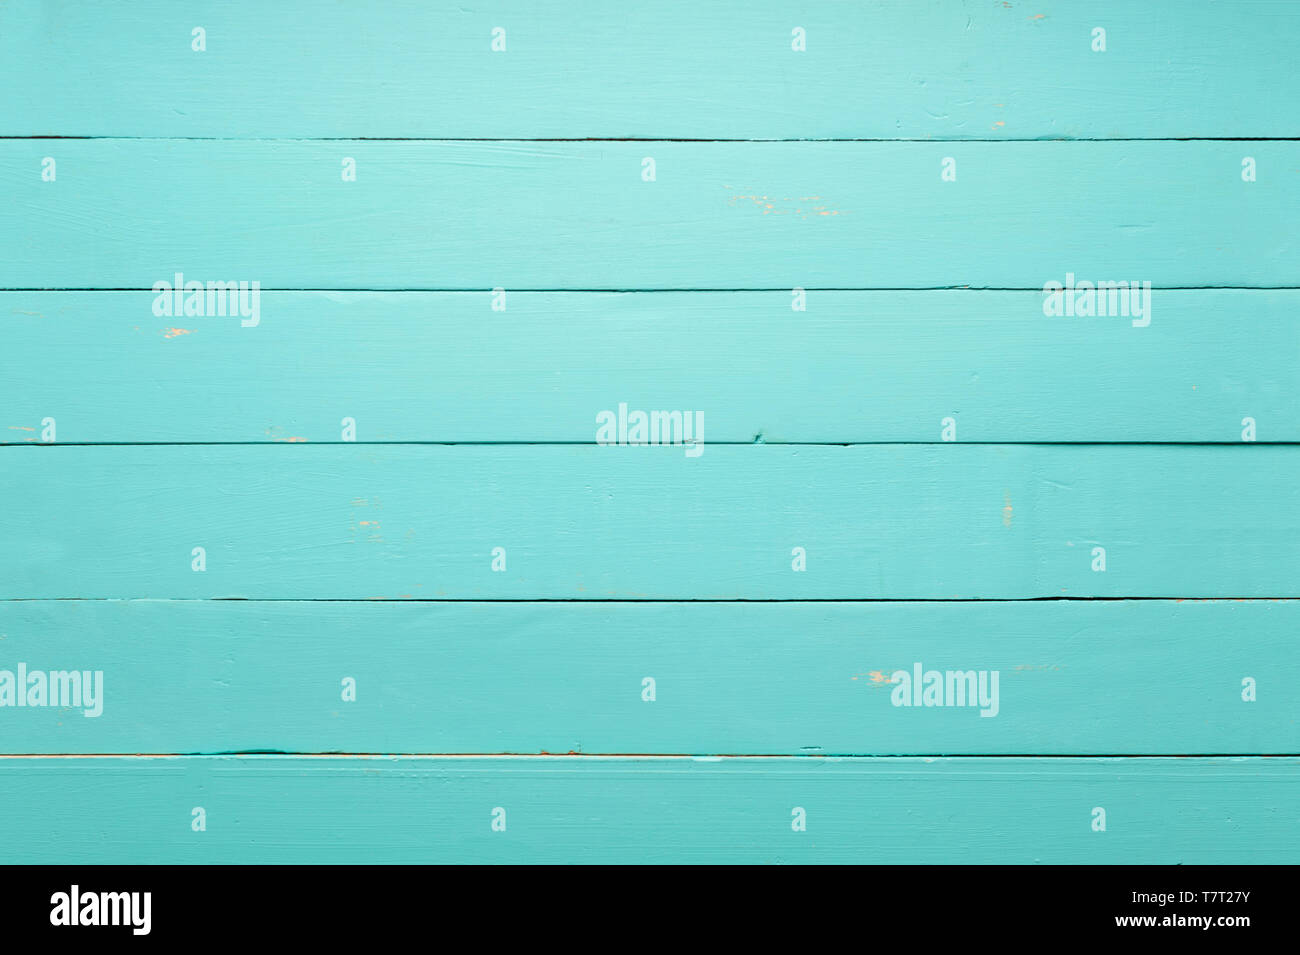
0;597;1295;604
5;137;1300;144
5;286;1300;292
1;753;1297;760
4;442;1298;448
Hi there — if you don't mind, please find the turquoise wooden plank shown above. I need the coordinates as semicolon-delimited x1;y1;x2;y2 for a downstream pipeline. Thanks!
3;140;1297;289
0;756;1293;863
3;290;1296;444
0;599;1293;755
2;445;1295;599
2;1;1297;139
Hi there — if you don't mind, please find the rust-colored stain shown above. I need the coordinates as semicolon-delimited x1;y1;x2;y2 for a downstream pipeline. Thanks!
162;327;193;339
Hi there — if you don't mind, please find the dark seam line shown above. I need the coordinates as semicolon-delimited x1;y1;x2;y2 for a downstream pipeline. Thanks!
3;135;1300;143
0;597;1293;604
0;752;1295;759
4;441;1297;448
3;286;1298;293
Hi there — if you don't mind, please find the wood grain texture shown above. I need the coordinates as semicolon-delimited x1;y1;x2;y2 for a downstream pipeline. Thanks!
3;1;1297;139
0;599;1293;756
0;756;1293;864
2;445;1295;600
4;1;1297;867
3;140;1296;289
3;290;1296;444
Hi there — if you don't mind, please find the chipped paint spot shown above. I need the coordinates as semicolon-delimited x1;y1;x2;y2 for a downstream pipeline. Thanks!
728;190;848;219
1002;491;1013;528
852;670;896;687
8;426;34;431
163;327;193;339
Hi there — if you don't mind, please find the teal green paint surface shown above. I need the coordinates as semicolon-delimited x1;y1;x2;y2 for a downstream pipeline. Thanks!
3;290;1296;444
0;756;1294;864
2;2;1296;866
3;445;1296;600
0;600;1294;756
3;140;1296;289
2;1;1296;139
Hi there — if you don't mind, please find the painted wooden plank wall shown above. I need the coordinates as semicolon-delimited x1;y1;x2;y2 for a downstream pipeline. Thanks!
3;290;1296;444
3;446;1296;600
3;140;1296;289
2;1;1297;139
3;1;1296;866
0;756;1294;864
0;600;1293;756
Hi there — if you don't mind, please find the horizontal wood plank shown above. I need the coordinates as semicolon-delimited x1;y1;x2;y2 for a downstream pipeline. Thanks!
2;445;1294;599
0;599;1293;755
0;756;1293;863
3;290;1296;444
2;1;1297;139
3;140;1297;289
